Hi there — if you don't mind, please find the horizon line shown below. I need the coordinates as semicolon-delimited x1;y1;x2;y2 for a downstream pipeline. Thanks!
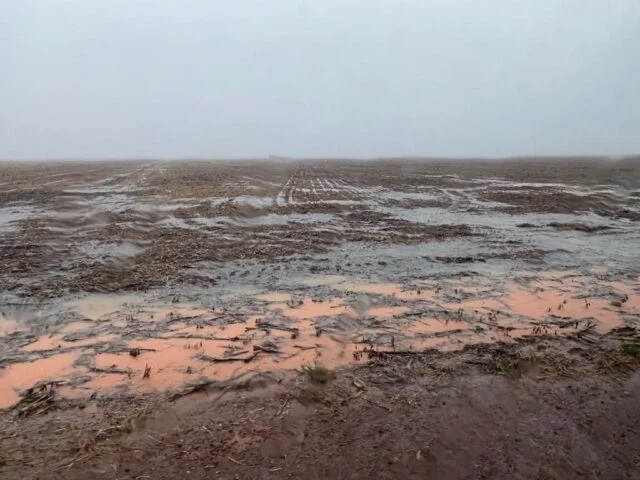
1;153;638;163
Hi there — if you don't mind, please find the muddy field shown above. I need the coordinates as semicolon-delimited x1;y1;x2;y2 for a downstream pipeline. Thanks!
1;157;640;479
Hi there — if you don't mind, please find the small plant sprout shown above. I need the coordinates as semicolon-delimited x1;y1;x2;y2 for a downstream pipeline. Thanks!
301;364;334;384
621;344;640;356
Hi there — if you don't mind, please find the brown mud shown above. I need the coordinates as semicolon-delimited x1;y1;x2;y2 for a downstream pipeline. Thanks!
2;331;640;479
1;157;640;479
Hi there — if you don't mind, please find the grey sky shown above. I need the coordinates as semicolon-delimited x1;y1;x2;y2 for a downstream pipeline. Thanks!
1;0;639;159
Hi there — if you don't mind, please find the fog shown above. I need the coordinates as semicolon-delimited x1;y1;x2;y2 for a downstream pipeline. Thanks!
1;0;639;160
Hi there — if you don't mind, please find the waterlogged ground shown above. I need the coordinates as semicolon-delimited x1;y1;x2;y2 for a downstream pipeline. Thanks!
1;271;639;409
1;158;640;478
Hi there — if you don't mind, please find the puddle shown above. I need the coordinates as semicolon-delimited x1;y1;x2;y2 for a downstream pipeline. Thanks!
252;326;351;373
165;322;248;338
366;306;410;318
3;275;638;407
255;292;293;303
447;298;505;312
374;206;626;252
142;305;211;322
0;352;81;409
211;195;273;209
52;195;192;217
63;185;138;195
244;213;338;226
69;294;210;322
504;286;619;332
272;298;357;319
341;282;433;301
408;318;470;335
196;213;339;228
0;305;51;336
256;292;357;318
60;321;95;334
84;321;353;393
0;206;40;232
71;294;143;320
371;318;473;352
24;333;116;352
87;338;223;392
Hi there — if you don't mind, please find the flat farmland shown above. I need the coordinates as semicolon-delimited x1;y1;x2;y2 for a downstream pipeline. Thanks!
1;158;640;479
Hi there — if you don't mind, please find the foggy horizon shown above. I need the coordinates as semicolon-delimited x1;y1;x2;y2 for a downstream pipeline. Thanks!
2;154;639;164
2;1;640;160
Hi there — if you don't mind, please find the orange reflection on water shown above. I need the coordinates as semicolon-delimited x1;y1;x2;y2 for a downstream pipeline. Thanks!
506;287;604;318
366;306;410;318
165;321;248;339
144;306;211;322
504;286;620;332
254;322;352;373
277;298;356;319
341;282;434;301
88;338;227;391
446;298;504;312
0;352;81;409
83;318;355;393
7;275;638;405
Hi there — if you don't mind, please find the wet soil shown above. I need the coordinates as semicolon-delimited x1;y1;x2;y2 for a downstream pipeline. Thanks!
2;331;640;479
1;158;638;297
1;157;640;479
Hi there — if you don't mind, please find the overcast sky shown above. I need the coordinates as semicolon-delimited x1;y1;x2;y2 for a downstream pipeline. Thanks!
1;0;639;160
